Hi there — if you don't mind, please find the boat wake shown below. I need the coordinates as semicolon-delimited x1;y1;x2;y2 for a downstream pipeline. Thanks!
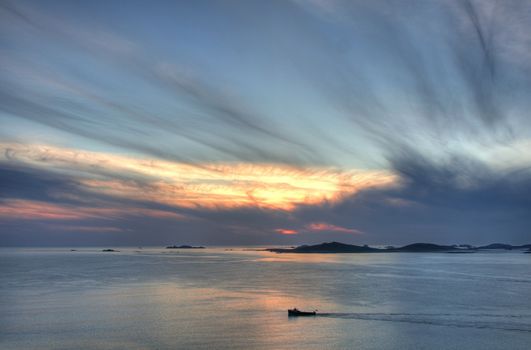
316;312;531;333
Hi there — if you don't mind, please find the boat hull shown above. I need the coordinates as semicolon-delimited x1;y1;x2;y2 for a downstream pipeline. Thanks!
288;309;316;316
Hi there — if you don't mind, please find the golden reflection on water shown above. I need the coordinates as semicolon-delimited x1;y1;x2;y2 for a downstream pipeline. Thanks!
131;282;342;348
144;283;333;312
247;248;378;264
254;254;345;264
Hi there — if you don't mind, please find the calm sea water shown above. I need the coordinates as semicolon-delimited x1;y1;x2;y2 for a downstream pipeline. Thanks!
1;248;530;349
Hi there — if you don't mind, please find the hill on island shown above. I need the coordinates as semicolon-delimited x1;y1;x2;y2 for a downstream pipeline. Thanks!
389;243;456;252
268;242;379;253
477;243;531;250
267;242;531;254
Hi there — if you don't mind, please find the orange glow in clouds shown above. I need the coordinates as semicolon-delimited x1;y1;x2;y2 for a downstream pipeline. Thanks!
306;222;363;234
1;143;398;211
275;222;363;235
275;229;299;235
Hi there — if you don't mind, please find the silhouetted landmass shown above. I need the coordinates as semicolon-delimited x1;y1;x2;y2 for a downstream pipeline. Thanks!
268;242;380;253
478;243;531;250
102;249;118;252
478;243;514;250
166;245;205;249
298;242;379;253
268;241;531;254
388;243;456;252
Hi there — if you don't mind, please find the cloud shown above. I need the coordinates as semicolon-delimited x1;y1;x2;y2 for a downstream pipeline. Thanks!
0;199;188;221
0;0;331;165
291;0;531;157
275;229;298;235
0;143;398;245
0;143;396;211
1;142;530;246
47;224;125;233
275;222;363;236
2;0;530;169
306;222;362;234
292;150;531;245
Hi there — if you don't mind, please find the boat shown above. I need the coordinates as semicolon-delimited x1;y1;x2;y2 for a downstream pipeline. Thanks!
288;308;317;316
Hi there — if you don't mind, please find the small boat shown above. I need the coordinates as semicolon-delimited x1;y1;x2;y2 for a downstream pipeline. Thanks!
288;308;317;316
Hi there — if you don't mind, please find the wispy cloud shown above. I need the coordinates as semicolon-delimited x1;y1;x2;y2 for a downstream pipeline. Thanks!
44;224;125;233
0;199;187;221
0;0;330;165
275;222;362;235
1;143;396;211
306;222;362;234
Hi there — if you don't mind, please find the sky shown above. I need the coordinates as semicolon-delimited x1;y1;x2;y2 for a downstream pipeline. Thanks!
1;0;530;246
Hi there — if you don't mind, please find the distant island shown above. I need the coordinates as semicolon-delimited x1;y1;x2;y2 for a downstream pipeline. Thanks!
476;243;531;250
102;249;119;252
267;242;531;254
269;242;379;253
166;245;205;249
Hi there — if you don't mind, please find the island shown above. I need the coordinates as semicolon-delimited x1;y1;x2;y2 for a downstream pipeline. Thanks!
267;241;531;254
166;245;205;249
388;243;456;252
477;243;531;250
268;242;379;253
102;249;119;252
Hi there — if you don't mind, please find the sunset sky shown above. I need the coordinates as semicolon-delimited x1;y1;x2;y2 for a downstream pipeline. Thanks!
1;0;531;246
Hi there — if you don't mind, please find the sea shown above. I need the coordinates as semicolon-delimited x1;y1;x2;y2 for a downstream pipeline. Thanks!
1;247;530;349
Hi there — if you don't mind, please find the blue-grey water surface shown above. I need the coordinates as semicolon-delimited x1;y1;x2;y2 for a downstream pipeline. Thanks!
1;248;530;349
